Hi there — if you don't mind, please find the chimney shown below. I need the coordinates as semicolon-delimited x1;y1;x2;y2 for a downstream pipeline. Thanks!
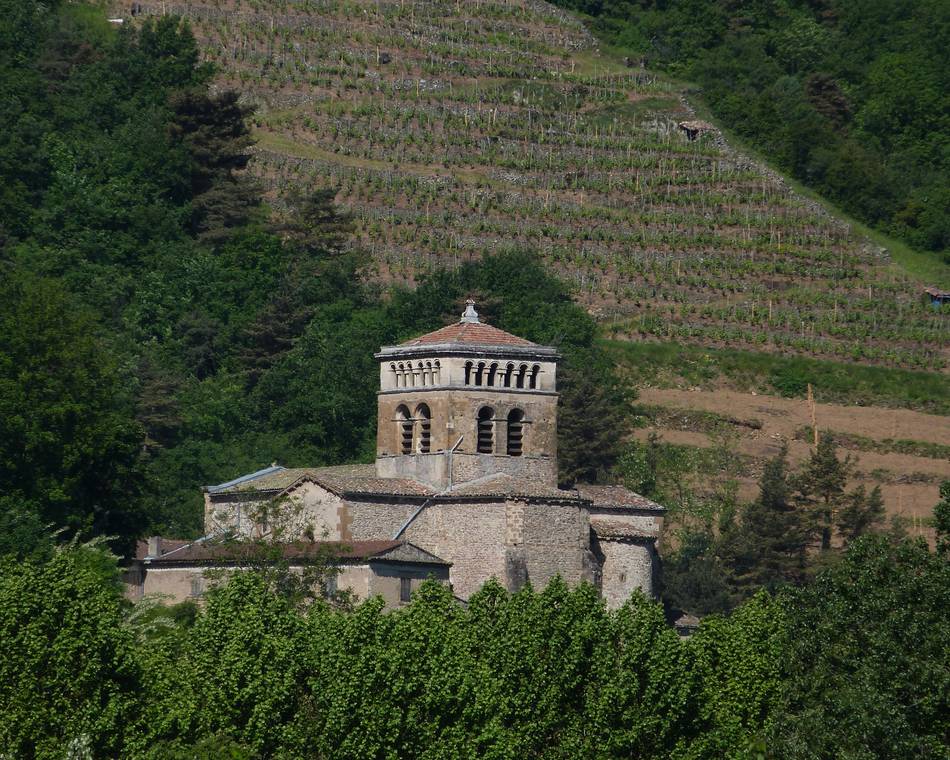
147;536;162;557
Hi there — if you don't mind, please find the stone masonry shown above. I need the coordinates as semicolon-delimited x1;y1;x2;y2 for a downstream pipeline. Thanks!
169;301;666;608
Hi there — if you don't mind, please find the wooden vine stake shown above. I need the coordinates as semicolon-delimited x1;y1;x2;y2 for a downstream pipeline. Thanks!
807;383;818;447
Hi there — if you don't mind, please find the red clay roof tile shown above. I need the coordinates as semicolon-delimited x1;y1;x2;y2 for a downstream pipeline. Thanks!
400;321;535;347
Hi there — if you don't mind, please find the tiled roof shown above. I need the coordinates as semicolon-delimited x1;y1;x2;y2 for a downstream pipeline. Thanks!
400;320;535;348
445;472;580;501
590;517;659;540
575;484;666;512
207;464;434;498
136;538;449;565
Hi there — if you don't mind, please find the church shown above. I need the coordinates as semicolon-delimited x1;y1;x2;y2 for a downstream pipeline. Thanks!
127;301;665;608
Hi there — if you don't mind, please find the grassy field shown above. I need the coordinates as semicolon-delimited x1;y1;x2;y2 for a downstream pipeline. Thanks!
111;0;948;370
609;340;950;415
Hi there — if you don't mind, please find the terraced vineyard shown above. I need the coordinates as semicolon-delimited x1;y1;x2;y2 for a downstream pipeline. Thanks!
116;0;949;369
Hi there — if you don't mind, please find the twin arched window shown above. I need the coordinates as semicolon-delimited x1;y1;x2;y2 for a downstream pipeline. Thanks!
395;403;431;454
476;406;525;455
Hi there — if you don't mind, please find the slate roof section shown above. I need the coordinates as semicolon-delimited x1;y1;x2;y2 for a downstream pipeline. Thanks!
445;472;581;501
206;464;435;498
206;464;583;502
206;464;286;494
575;484;666;512
399;320;536;348
135;538;449;566
590;517;660;541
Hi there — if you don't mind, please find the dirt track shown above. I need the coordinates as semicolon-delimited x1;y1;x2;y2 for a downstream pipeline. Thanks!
636;387;950;530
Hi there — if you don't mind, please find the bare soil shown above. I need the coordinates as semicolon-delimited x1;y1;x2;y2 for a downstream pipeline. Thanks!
635;387;950;533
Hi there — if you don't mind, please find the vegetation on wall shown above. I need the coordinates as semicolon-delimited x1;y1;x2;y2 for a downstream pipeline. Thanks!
551;0;950;267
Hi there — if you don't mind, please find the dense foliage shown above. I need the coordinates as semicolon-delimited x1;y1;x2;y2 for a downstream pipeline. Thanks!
553;0;950;263
0;535;945;758
0;1;627;555
623;433;890;614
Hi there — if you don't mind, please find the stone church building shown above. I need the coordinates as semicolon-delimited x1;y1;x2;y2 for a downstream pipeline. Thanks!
129;302;664;608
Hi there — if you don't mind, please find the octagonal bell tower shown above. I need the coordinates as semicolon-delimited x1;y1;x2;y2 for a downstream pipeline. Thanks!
375;300;560;490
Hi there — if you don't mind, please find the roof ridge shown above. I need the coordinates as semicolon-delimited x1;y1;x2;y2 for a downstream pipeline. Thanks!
206;464;286;494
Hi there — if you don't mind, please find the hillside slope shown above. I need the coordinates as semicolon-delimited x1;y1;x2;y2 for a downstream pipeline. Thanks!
114;0;948;370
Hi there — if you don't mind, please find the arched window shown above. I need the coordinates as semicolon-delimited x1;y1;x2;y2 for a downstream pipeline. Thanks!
433;360;441;385
397;363;405;388
507;409;524;456
396;405;413;455
417;361;426;386
487;362;498;387
477;407;494;453
474;361;485;386
464;361;473;385
516;364;528;388
390;364;397;387
415;404;431;453
425;361;433;386
503;363;514;387
529;364;540;389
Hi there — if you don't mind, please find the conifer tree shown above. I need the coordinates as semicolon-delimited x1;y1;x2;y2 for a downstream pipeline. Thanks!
170;89;260;241
724;444;809;593
933;480;950;555
793;435;851;550
838;484;886;544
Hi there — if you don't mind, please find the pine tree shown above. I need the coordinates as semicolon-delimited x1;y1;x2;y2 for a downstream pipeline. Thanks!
933;480;950;555
793;435;851;550
838;484;886;544
170;89;261;241
723;444;809;594
240;285;313;388
556;352;630;486
275;189;354;256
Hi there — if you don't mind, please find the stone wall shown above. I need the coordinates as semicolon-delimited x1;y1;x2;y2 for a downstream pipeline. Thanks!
521;501;595;589
376;387;558;488
402;501;509;599
344;499;418;542
594;538;656;609
124;562;447;608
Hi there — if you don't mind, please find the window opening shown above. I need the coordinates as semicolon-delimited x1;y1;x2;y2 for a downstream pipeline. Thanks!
487;362;498;387
400;576;412;603
477;407;494;453
396;405;413;454
516;364;528;388
416;404;431;453
503;363;514;387
464;361;472;385
433;360;441;385
529;365;540;389
474;361;485;386
507;409;524;456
